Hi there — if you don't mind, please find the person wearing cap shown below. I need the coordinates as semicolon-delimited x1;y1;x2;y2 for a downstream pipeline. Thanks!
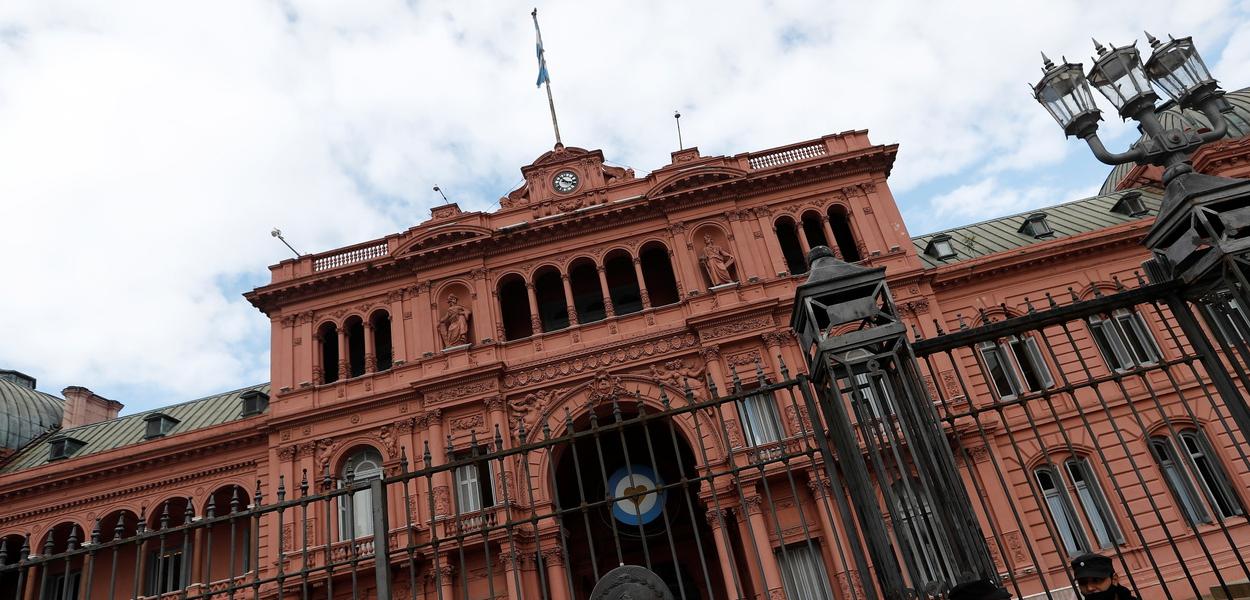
1071;553;1138;600
949;578;1012;600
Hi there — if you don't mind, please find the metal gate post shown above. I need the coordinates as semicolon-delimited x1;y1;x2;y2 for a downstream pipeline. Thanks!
791;247;1003;599
371;478;392;600
1163;292;1250;441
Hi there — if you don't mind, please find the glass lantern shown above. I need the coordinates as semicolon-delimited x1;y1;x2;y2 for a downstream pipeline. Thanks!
1087;41;1157;118
1034;56;1102;138
1145;35;1217;107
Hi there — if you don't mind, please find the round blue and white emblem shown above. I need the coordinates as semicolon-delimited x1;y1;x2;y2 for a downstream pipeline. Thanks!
608;465;665;526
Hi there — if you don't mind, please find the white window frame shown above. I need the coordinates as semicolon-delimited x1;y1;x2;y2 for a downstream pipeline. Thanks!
978;342;1022;399
737;391;785;447
1178;430;1245;520
338;450;383;540
1150;437;1211;526
776;542;834;600
1063;458;1124;549
1006;335;1055;392
1089;309;1159;371
1035;466;1089;557
1208;297;1248;343
454;458;497;514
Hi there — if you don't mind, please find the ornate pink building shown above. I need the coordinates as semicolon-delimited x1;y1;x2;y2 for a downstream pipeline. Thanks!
2;89;1250;600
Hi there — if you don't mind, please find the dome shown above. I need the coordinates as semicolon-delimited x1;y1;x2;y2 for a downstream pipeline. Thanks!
1099;86;1250;195
0;376;63;451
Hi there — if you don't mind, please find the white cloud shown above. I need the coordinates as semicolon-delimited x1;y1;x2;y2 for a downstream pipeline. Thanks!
0;0;1244;411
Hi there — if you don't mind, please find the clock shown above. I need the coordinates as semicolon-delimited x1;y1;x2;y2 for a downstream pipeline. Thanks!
552;170;580;193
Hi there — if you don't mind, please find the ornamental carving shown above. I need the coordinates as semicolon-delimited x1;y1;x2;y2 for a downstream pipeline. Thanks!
806;476;832;499
588;370;626;405
761;330;793;348
503;333;700;389
724;419;744;448
280;314;297;327
297;442;317;458
277;445;297;461
298;311;315;325
699;315;774;342
432;379;497;404
701;234;738;286
437;294;472;348
785;405;813;434
646;360;705;394
451;414;485;431
315;438;339;475
386;289;403;303
725;349;762;368
377;423;403;460
509;389;557;440
432;486;451;516
1004;530;1029;565
541;546;565;567
741;495;763;515
704;508;732;528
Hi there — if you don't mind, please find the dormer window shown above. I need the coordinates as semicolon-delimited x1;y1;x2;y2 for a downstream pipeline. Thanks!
240;390;269;417
48;436;86;461
1111;191;1149;217
1019;213;1054;239
925;235;957;260
143;413;180;439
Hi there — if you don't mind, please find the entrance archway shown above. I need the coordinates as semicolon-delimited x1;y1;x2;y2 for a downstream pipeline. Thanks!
550;402;725;599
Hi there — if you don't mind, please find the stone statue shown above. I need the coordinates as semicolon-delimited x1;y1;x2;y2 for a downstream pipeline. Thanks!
701;234;737;285
437;294;471;348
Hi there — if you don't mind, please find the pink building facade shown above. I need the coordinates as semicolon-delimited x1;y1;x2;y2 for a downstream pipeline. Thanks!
2;92;1250;600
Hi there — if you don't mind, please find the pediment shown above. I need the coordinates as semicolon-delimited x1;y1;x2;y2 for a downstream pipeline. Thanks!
395;224;493;257
646;166;746;197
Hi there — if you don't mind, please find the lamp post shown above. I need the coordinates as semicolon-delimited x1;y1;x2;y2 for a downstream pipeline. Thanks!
1034;33;1250;474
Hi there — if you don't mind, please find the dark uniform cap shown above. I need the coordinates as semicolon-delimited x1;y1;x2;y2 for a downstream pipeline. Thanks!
949;579;1011;600
1071;553;1114;580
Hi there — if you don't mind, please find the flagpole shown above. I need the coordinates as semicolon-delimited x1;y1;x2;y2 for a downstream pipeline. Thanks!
532;8;562;146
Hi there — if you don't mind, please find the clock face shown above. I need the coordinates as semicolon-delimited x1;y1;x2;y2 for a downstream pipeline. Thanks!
552;170;580;193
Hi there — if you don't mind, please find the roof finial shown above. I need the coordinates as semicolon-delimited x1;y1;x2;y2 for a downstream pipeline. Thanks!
1040;51;1055;71
1144;31;1161;49
1092;38;1107;55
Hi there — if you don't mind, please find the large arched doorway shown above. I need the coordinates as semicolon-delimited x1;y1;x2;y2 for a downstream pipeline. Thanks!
551;401;724;599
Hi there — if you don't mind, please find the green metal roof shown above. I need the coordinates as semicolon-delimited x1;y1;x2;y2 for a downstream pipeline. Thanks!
1101;86;1250;194
0;379;63;450
911;188;1161;269
1;383;269;473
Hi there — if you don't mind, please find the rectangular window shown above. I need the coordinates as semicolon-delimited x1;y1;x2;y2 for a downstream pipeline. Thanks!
979;343;1021;398
776;543;833;600
1179;431;1245;519
41;571;80;600
737;392;784;446
454;459;496;514
146;549;185;596
1090;309;1159;371
1035;467;1088;556
1208;298;1248;343
1150;438;1211;526
1064;459;1124;548
1008;336;1054;392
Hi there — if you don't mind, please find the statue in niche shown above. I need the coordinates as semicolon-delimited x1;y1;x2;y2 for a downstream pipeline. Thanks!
437;294;471;348
701;233;737;285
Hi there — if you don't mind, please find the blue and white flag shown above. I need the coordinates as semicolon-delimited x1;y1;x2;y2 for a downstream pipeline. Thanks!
532;9;550;88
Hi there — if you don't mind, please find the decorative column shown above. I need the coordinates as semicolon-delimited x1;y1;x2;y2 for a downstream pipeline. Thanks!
796;221;813;258
387;290;407;364
414;282;437;357
706;508;742;599
631;257;652;309
336;326;349;380
311;324;324;385
501;543;524;600
726;210;758;281
742;494;782;598
542;546;570;600
666;223;702;295
525;282;543;334
595;264;615;317
807;475;851;584
560;274;579;325
471;267;492;344
752;207;788;277
363;322;376;373
425;558;455;600
426;410;450;518
701;347;740;448
820;216;845;259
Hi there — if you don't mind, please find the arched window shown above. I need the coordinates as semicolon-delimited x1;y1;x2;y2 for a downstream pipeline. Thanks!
604;250;643;316
533;266;570;332
146;498;192;596
370;310;393;371
0;534;24;600
344;316;366;378
639;242;680;307
1089;308;1160;372
203;485;252;579
568;258;606;323
774;217;807;275
801;211;829;249
340;447;384;540
39;522;86;600
1034;466;1088;556
317;322;339;384
1035;457;1123;558
92;510;140;595
498;274;533;341
1150;429;1245;525
827;206;862;262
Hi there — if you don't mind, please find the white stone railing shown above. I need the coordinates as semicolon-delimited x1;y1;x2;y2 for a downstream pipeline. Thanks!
748;142;827;170
313;242;389;272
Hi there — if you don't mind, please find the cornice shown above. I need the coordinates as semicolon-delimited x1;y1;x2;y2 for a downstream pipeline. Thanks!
266;382;416;429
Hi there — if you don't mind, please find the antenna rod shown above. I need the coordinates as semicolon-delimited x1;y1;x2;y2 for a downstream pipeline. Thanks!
270;228;300;258
674;111;683;150
433;185;450;203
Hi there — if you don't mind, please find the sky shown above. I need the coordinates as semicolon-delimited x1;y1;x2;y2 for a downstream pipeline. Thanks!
3;1;1250;414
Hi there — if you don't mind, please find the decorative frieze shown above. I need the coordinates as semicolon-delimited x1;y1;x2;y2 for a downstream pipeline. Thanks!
503;333;699;389
698;315;775;342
